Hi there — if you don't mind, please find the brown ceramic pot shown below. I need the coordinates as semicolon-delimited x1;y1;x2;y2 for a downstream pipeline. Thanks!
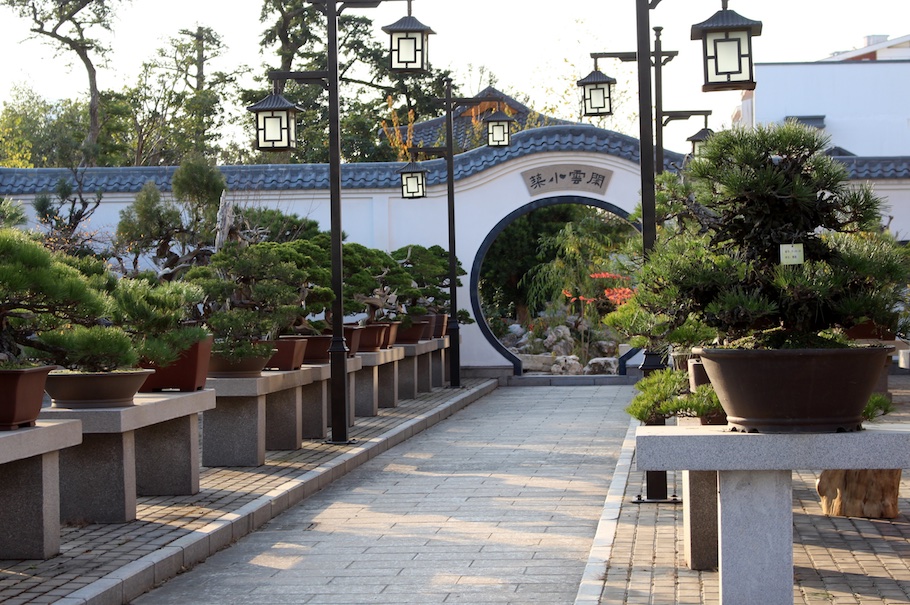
0;365;55;429
140;335;213;392
45;369;155;408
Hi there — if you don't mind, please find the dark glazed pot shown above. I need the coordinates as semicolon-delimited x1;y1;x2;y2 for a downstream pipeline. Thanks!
353;324;388;353
264;338;308;370
45;369;155;408
396;321;429;344
297;335;332;363
140;335;213;392
0;365;55;429
207;354;273;379
696;347;892;433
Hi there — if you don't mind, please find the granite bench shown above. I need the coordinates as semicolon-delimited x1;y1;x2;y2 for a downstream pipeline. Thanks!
636;424;910;605
41;390;215;524
355;347;405;416
0;419;82;558
395;339;439;398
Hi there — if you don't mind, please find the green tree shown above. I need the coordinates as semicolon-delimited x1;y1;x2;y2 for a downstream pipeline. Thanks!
0;86;90;168
2;0;126;167
479;204;592;324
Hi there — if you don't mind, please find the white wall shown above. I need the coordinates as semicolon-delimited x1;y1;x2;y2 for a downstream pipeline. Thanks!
752;61;910;156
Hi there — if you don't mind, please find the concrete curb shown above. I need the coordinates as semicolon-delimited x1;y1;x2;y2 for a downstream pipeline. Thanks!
60;380;498;605
574;416;639;605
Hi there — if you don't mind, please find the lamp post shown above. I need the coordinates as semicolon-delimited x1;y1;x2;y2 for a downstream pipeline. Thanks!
398;81;513;388
247;0;431;444
581;0;761;502
662;109;712;164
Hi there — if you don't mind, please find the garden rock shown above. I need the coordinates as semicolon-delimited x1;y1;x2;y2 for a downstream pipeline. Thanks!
551;355;583;375
584;357;619;375
544;326;575;357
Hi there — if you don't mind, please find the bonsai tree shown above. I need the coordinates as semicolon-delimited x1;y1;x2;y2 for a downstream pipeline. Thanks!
110;276;209;367
342;242;412;323
0;228;114;368
185;240;329;361
614;122;910;350
390;244;473;325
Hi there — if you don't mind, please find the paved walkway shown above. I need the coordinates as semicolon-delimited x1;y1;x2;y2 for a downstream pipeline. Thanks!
133;385;636;604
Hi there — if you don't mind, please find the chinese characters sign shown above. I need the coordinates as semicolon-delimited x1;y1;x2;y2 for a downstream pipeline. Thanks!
521;165;612;196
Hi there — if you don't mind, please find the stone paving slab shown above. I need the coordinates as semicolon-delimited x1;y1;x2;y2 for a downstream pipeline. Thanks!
0;379;497;605
131;385;637;605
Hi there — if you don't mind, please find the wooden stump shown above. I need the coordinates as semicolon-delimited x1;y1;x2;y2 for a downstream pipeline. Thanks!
817;469;902;518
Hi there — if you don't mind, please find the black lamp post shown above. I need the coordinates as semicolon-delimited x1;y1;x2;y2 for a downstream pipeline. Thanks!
662;109;712;165
398;81;513;388
247;0;431;445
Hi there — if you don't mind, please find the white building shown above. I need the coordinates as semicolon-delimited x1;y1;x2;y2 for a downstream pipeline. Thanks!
735;35;910;237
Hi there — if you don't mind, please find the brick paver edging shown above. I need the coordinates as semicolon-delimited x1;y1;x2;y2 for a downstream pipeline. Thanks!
38;380;498;605
574;417;638;605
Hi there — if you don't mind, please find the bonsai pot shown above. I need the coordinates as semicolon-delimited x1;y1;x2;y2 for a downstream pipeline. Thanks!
294;335;332;363
207;353;274;378
0;365;55;429
45;369;155;408
433;314;449;338
695;347;892;433
396;321;429;344
322;326;362;358
415;315;437;340
140;335;214;392
379;321;400;349
264;338;308;371
351;323;387;353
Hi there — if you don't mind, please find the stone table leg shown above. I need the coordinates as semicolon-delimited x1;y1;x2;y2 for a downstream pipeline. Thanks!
266;387;303;450
683;470;718;570
398;356;418;400
202;395;265;467
378;361;399;408
417;353;432;393
354;366;379;417
136;414;200;496
717;469;792;605
60;432;136;524
300;381;327;439
431;349;445;388
0;452;60;558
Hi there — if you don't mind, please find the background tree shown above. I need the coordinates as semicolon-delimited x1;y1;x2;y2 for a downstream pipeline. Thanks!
0;86;90;168
2;0;126;167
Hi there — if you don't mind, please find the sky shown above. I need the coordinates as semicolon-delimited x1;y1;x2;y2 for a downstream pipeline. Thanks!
1;0;908;154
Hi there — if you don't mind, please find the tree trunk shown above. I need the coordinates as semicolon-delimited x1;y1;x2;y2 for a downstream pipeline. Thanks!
817;469;902;518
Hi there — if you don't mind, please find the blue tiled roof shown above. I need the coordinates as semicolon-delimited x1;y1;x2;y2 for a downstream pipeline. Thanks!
1;125;904;196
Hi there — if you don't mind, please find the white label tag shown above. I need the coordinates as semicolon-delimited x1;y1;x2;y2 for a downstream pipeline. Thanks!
780;244;804;265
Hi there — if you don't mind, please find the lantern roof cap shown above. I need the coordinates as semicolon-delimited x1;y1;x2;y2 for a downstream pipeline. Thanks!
577;69;618;87
246;92;302;113
484;109;515;124
691;5;762;39
382;15;435;34
687;127;715;143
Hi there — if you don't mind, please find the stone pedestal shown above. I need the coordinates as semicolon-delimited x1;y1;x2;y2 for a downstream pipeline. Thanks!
356;348;404;415
43;391;215;524
203;370;311;466
300;365;328;439
430;337;448;388
683;470;718;570
0;420;81;559
396;341;437;397
636;424;910;605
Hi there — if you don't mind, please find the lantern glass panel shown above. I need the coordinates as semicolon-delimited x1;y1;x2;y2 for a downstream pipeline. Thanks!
257;110;295;149
401;172;426;198
487;122;510;147
706;30;752;84
583;84;612;116
391;32;425;70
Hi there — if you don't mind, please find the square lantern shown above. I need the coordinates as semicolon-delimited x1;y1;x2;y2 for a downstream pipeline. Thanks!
686;127;714;156
246;93;302;152
484;110;515;147
576;70;617;117
382;14;435;73
691;1;762;92
398;161;427;199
